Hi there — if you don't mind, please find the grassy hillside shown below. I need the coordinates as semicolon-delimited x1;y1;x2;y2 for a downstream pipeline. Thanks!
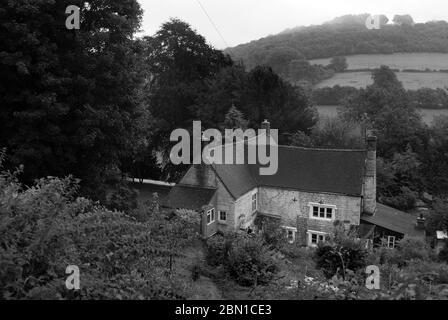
310;53;448;71
316;71;448;90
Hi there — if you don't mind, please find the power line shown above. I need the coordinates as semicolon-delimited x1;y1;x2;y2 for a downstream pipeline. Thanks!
195;0;229;48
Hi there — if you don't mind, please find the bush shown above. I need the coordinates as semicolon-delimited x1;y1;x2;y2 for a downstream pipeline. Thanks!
381;187;419;211
0;161;194;299
384;237;433;267
438;242;448;264
205;234;227;266
255;216;286;249
314;228;367;279
107;181;139;212
226;234;279;287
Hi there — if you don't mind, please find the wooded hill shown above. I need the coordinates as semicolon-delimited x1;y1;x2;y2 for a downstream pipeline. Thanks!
226;14;448;71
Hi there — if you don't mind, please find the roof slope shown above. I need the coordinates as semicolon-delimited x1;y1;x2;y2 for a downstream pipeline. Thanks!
253;146;367;196
212;163;257;199
361;204;425;238
212;145;367;198
164;184;216;211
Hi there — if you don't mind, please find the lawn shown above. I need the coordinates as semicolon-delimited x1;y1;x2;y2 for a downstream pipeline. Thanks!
315;71;448;90
310;53;448;71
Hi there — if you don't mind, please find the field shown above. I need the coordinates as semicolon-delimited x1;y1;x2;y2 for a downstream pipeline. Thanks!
310;53;448;71
315;71;448;90
316;105;448;126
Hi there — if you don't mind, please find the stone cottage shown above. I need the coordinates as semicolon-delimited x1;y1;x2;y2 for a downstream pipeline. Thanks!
165;121;425;247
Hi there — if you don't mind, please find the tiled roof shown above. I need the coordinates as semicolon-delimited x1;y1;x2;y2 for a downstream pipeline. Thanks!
212;163;257;199
361;204;425;238
213;145;367;198
164;184;216;211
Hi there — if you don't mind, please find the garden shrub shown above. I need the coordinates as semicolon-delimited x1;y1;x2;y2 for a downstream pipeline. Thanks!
205;234;226;266
314;230;367;279
384;237;433;267
107;181;139;212
0;159;194;300
255;216;286;249
226;234;279;287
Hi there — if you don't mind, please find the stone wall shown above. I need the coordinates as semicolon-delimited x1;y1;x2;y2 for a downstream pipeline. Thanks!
258;187;362;245
234;188;258;231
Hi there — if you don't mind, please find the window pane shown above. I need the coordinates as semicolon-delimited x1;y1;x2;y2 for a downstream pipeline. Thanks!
313;207;319;217
220;211;226;221
311;234;318;243
318;235;324;242
207;213;211;224
319;207;325;217
326;208;333;219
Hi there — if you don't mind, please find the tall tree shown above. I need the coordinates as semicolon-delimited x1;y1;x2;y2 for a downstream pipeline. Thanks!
142;19;233;180
342;66;426;158
241;66;317;141
143;18;232;139
0;0;145;198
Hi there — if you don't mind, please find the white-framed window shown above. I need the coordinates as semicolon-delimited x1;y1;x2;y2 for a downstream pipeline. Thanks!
206;208;215;225
309;203;336;221
387;236;396;249
251;192;258;212
218;210;227;223
308;230;327;247
282;226;297;244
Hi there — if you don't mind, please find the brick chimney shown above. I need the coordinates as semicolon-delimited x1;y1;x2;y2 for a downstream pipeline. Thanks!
416;214;426;230
363;131;377;215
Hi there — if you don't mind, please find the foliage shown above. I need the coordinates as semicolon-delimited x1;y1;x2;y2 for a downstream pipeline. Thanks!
0;158;197;299
0;0;148;196
254;216;287;249
205;234;228;267
205;231;279;287
377;147;422;210
342;66;426;158
382;237;434;267
421;116;448;195
226;234;279;287
438;242;448;264
227;17;448;70
222;105;248;130
142;19;232;180
106;181;139;213
328;56;348;72
289;117;364;150
393;15;415;26
314;226;368;279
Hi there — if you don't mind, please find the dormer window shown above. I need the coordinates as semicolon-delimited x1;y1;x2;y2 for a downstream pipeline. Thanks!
309;203;336;221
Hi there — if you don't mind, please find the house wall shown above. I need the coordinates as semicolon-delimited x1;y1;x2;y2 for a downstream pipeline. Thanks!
234;188;258;231
214;177;236;233
258;187;362;245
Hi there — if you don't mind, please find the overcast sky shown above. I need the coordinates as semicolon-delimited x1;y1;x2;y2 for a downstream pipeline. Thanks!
138;0;448;49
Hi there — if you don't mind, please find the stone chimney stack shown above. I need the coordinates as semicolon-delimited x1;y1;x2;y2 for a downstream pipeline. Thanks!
261;119;270;137
416;214;426;230
363;131;377;215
